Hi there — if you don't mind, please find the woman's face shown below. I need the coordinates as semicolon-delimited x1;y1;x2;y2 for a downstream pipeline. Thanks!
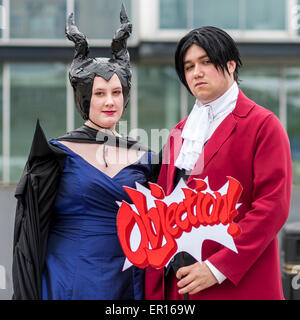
88;74;124;130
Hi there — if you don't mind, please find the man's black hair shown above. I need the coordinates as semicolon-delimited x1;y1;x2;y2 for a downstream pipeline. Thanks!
175;26;243;94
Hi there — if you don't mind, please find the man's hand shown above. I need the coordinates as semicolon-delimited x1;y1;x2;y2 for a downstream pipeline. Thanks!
176;262;218;295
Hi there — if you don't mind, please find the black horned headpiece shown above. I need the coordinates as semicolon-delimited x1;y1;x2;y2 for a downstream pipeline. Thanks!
66;4;132;120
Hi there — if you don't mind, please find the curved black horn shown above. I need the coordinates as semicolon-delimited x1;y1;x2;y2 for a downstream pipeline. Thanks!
65;13;89;60
111;4;132;67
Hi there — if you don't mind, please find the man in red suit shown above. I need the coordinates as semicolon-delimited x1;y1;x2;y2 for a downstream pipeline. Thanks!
145;26;292;300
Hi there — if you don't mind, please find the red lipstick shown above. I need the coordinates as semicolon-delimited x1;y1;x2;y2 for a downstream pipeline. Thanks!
102;111;116;116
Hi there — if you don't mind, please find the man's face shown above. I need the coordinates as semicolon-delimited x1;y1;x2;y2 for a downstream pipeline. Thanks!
183;44;236;104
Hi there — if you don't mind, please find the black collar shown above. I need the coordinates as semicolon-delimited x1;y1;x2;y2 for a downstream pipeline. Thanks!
55;124;150;151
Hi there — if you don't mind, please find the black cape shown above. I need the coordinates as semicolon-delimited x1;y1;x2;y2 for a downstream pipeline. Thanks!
12;121;160;300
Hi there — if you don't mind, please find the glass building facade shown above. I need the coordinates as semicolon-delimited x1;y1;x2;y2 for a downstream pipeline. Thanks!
2;0;300;301
160;0;286;30
9;63;67;182
74;0;132;39
10;0;67;39
9;0;132;39
0;0;300;185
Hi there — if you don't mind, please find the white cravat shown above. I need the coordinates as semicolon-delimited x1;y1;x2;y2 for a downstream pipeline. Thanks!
175;102;213;171
175;82;239;284
175;82;239;172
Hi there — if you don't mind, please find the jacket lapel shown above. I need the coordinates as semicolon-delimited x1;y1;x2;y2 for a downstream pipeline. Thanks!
187;113;237;182
187;89;255;183
163;119;187;195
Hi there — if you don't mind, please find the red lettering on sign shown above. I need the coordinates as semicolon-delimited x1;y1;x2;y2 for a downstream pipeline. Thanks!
117;177;242;269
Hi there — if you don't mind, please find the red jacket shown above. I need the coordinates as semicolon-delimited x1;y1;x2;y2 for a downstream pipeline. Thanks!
145;90;292;300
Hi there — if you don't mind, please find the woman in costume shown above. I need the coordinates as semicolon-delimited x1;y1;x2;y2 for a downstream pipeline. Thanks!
12;5;153;300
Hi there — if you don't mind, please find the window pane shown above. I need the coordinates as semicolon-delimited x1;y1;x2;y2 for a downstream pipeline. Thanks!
10;0;66;39
187;91;196;114
246;0;285;30
286;67;300;185
74;107;85;129
0;0;3;38
160;0;187;29
0;65;2;182
10;63;67;183
187;66;281;119
187;67;281;116
137;65;181;152
298;0;300;36
117;102;131;136
239;66;280;117
193;0;239;29
75;0;132;39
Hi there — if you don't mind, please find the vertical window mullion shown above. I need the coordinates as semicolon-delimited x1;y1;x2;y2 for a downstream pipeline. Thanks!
2;63;10;184
187;0;193;29
2;0;9;40
180;84;188;119
66;64;74;132
239;0;246;31
288;0;299;36
130;64;138;133
66;0;75;16
280;66;287;130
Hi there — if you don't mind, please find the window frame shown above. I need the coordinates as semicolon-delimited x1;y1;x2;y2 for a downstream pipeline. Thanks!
154;0;299;42
0;0;139;46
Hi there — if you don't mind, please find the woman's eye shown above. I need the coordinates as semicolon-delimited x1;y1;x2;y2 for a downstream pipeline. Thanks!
95;92;104;96
113;90;122;95
185;65;193;71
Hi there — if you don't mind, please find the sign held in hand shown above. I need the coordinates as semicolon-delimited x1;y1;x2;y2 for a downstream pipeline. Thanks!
117;177;242;270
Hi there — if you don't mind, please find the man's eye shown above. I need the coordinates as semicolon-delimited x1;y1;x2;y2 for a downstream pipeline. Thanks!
185;65;193;71
203;60;211;64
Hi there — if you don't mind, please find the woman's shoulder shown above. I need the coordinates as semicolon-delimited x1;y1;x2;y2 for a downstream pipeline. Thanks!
48;139;68;150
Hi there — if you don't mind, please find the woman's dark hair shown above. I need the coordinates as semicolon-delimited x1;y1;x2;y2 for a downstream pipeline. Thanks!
175;26;243;94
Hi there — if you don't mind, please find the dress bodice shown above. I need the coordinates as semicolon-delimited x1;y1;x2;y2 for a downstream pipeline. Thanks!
42;140;152;300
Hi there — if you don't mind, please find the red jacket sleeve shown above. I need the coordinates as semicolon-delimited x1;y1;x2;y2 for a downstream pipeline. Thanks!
208;113;293;285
